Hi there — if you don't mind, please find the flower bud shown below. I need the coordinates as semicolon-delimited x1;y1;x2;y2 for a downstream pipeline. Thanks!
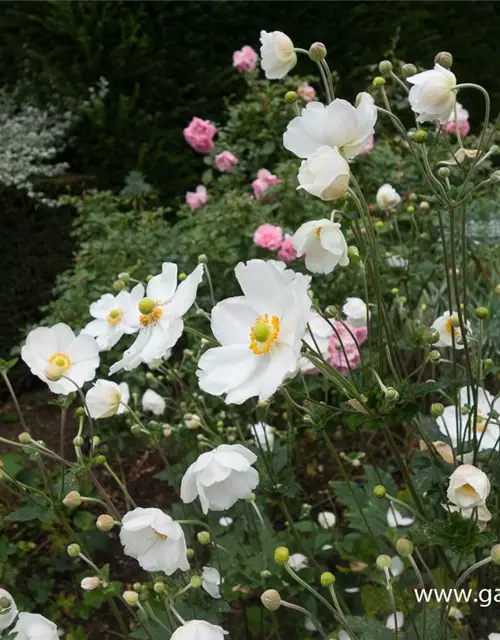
95;455;107;466
324;305;338;318
274;546;290;565
285;91;298;104
434;51;453;69
130;424;142;436
430;403;445;418
475;307;489;320
113;279;125;292
378;60;393;76
133;583;142;592
422;327;440;344
396;538;414;557
197;531;211;545
81;576;100;591
347;246;360;261
179;272;187;281
18;432;32;444
96;514;116;532
260;570;272;579
375;220;384;230
146;274;153;282
309;42;327;62
190;575;202;589
420;201;430;212
197;254;208;264
320;571;336;587
153;581;166;594
118;272;130;283
75;406;85;417
67;543;81;558
428;350;441;363
63;491;82;508
484;358;493;368
407;205;415;214
384;387;399;402
261;589;282;611
402;63;417;78
372;76;385;88
438;167;450;178
413;130;428;144
92;436;101;447
373;485;386;499
490;170;500;184
246;492;256;503
123;590;139;606
376;554;392;570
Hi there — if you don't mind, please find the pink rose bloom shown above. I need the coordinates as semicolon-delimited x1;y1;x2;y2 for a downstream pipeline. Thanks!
253;223;283;250
277;234;297;262
183;117;217;153
444;102;470;137
252;168;281;199
327;321;365;375
185;185;208;210
297;82;316;102
359;135;374;155
215;150;239;173
233;46;258;73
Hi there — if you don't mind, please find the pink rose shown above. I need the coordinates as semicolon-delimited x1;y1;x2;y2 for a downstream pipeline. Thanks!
297;82;316;102
444;102;470;137
186;185;208;210
277;234;297;262
253;223;283;250
233;46;258;73
215;150;239;173
359;135;374;155
252;168;281;199
183;117;217;154
327;321;365;375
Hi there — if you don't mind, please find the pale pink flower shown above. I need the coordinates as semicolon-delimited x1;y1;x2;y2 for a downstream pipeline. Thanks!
186;185;208;210
297;82;316;102
252;169;281;199
277;234;297;262
233;46;258;73
444;102;470;137
215;150;239;173
183;117;217;153
327;321;365;375
253;223;283;250
359;135;374;155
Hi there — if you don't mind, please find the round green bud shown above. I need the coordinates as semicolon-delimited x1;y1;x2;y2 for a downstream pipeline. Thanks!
96;514;115;532
413;129;428;144
140;584;149;594
430;403;445;418
373;485;387;499
197;531;211;545
67;543;81;558
123;590;139;606
130;424;142;436
396;538;414;557
428;350;441;363
324;305;338;318
484;358;493;368
422;327;440;344
274;546;290;566
402;63;417;78
179;272;187;281
73;436;84;447
190;575;202;589
63;491;82;508
153;582;166;594
95;455;107;466
309;42;327;62
376;554;392;570
138;297;154;315
385;387;399;402
146;274;153;282
133;583;142;592
145;372;154;381
197;254;208;264
391;288;399;295
378;60;393;76
18;432;32;444
435;51;453;69
113;279;125;292
449;314;460;328
475;307;489;320
92;436;101;447
261;589;282;611
75;406;86;417
186;548;195;560
491;544;500;565
118;272;130;283
372;76;385;88
375;220;384;230
407;205;415;214
246;492;256;503
347;246;360;261
320;571;336;587
438;166;450;178
260;569;272;579
285;91;298;104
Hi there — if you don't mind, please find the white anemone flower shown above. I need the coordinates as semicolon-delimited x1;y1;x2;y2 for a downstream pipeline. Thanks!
0;588;18;630
197;260;311;404
283;93;377;160
386;612;404;631
251;422;275;452
431;310;470;349
447;464;490;509
297;146;350;201
342;298;369;328
110;263;204;374
12;613;59;640
202;566;222;599
260;30;296;79
300;309;334;373
21;323;99;395
181;444;259;514
376;183;401;211
288;553;309;571
82;286;142;351
170;620;228;640
141;389;166;415
120;507;189;574
85;379;129;419
318;511;336;529
293;218;349;274
387;507;415;528
437;387;499;451
408;64;457;124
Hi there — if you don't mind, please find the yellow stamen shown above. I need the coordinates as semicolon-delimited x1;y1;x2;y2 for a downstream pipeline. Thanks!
106;308;123;325
153;529;168;541
249;314;280;355
315;226;322;237
48;352;71;371
140;306;164;327
460;483;477;495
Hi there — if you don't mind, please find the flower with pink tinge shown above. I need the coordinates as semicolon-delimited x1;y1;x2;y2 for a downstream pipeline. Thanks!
359;135;374;155
233;46;258;73
215;151;239;173
252;168;281;199
277;234;297;262
183;117;217;154
253;223;283;250
444;102;470;137
186;185;208;210
327;321;364;375
297;83;316;102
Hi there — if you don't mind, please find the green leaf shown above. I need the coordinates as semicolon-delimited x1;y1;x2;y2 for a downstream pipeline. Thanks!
344;615;393;640
7;504;55;523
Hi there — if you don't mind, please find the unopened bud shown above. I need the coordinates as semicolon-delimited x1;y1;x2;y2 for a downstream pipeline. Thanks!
475;307;489;319
197;531;211;545
402;63;417;78
320;571;336;587
186;548;195;560
396;538;414;557
309;42;327;62
257;399;268;409
385;387;399;402
491;544;500;565
63;491;82;508
0;597;11;609
378;60;393;76
179;272;187;281
133;583;142;592
81;576;100;591
413;130;428;144
261;589;282;611
274;546;290;565
420;201;430;212
190;575;202;589
153;581;166;594
260;569;272;579
428;350;441;363
67;543;81;558
113;279;125;292
430;403;445;418
422;327;440;344
92;436;101;447
96;514;116;532
375;220;384;230
347;246;360;261
435;51;453;69
75;406;85;417
246;492;256;503
372;76;385;88
117;272;130;283
407;205;415;214
376;554;392;570
490;170;500;184
18;432;32;444
285;91;298;104
373;485;386;499
123;590;139;606
438;166;450;178
95;455;106;465
197;254;208;264
324;305;338;318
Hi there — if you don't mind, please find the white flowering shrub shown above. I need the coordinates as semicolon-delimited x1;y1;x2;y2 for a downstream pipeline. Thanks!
2;35;500;640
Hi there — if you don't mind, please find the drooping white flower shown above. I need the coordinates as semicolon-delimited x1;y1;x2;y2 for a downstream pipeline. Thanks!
21;323;99;395
260;30;296;79
442;502;492;531
390;556;405;577
251;422;275;452
288;553;309;571
110;263;204;374
317;511;337;529
12;613;59;640
431;310;470;349
387;507;415;528
386;612;404;631
86;380;130;419
283;93;377;160
142;389;166;415
82;286;142;351
0;588;18;630
170;620;228;640
437;387;499;451
447;464;490;509
408;64;457;124
202;566;222;599
376;184;401;211
297;146;350;201
181;444;259;514
342;298;369;328
300;309;333;373
218;517;233;527
293;218;349;274
197;260;311;404
120;507;189;574
489;634;500;640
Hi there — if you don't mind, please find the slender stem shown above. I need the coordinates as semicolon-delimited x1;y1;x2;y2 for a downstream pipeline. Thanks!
383;567;399;640
1;371;28;430
104;462;137;508
280;601;328;639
